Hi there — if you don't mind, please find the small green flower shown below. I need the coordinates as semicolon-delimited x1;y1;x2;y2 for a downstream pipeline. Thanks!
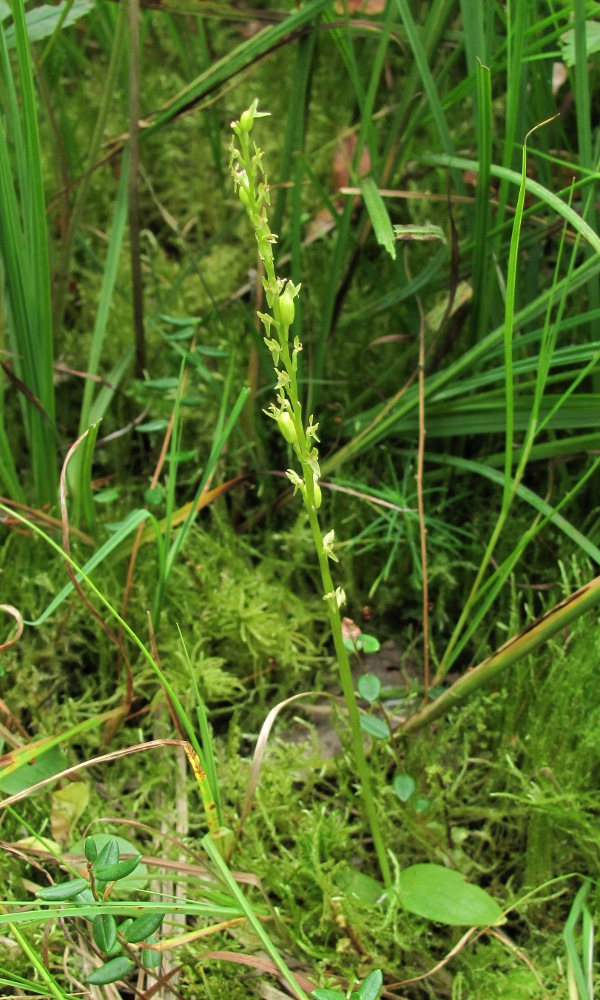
322;529;338;562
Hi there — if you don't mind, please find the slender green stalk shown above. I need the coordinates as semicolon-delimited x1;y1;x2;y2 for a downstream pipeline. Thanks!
404;572;600;734
2;920;69;1000
0;498;220;834
230;102;391;888
202;834;310;1000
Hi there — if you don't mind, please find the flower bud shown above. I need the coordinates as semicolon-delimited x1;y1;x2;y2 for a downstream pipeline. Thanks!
276;410;298;445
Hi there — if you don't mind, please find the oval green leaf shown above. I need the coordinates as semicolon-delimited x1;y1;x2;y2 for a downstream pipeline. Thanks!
142;937;162;970
359;714;390;740
94;838;119;871
357;674;381;703
393;774;416;802
35;877;89;901
354;969;383;1000
93;914;118;953
335;868;384;906
136;419;168;433
84;836;97;862
93;488;120;504
398;864;504;926
94;854;141;882
87;956;135;986
124;911;165;943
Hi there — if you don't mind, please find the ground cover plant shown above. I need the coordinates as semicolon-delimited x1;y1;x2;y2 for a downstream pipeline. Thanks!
0;0;600;996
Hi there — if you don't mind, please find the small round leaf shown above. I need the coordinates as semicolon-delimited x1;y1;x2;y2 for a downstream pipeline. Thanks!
357;674;381;703
393;774;416;802
356;634;380;654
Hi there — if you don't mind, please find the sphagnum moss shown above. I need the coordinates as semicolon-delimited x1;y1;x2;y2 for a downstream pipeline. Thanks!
229;100;391;889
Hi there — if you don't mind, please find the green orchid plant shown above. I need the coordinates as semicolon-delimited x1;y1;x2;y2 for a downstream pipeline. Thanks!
229;101;390;887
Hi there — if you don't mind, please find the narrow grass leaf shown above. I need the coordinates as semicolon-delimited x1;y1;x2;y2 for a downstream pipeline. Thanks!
359;178;396;259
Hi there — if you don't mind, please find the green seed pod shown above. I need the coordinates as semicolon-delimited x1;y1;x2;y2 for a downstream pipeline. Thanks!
313;480;322;510
238;184;250;208
276;410;298;446
239;108;254;132
279;288;295;327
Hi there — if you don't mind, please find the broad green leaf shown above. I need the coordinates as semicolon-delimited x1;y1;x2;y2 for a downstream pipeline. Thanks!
398;864;504;926
561;19;600;66
35;878;89;901
0;746;68;794
87;956;135;986
312;991;344;999
393;774;416;802
4;0;95;47
124;911;165;943
335;868;384;906
359;714;390;740
357;674;381;703
93;914;118;953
